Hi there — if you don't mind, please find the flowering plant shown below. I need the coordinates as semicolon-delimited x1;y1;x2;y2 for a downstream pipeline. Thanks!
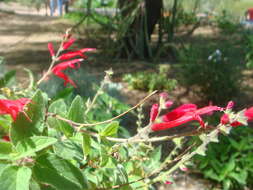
0;30;250;190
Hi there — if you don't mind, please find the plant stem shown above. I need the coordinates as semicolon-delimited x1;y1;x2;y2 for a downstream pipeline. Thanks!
49;90;157;127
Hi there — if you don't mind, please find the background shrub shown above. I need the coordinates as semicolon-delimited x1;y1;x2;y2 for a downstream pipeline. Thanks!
193;126;253;190
178;48;242;104
123;65;177;92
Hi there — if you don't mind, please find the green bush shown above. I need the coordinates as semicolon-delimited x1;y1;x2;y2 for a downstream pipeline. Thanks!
123;65;177;92
245;34;253;68
178;48;241;104
215;10;240;34
193;126;253;190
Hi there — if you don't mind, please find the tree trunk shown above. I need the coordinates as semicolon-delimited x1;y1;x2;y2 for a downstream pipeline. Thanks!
168;0;178;42
118;0;163;59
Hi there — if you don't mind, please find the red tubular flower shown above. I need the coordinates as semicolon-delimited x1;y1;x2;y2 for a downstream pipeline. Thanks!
152;114;203;131
220;114;243;127
165;181;173;185
62;38;76;50
165;100;173;108
180;167;189;172
152;105;222;131
52;58;83;88
194;106;222;115
58;48;96;61
220;114;230;125
245;107;253;121
58;51;86;61
226;101;234;110
162;104;197;122
150;104;159;122
159;92;169;100
0;98;31;121
48;43;55;57
79;48;97;53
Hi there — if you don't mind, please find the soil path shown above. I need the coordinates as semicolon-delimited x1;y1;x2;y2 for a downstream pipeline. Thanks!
0;2;73;83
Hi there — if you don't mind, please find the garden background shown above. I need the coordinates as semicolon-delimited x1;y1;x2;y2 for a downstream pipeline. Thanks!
0;0;253;189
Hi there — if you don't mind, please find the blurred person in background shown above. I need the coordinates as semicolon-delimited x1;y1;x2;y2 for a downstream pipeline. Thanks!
245;8;253;22
50;0;67;16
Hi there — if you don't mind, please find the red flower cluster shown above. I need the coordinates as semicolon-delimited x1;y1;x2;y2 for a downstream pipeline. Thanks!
151;102;222;131
47;36;96;88
51;58;83;88
151;98;253;131
221;107;253;127
0;98;31;121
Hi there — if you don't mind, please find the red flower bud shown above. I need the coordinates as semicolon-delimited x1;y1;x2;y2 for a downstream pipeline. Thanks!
62;38;76;50
159;92;168;100
165;181;173;185
165;101;173;108
150;104;159;122
48;43;55;57
226;101;234;110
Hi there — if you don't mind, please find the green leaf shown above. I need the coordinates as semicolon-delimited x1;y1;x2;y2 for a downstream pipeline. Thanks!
223;179;231;190
14;136;57;160
0;116;12;131
82;133;91;157
40;185;56;190
0;141;12;154
0;141;13;160
116;164;129;184
100;121;119;137
33;154;87;190
52;87;74;102
47;99;72;137
0;163;10;176
0;70;16;88
53;139;83;160
150;145;162;162
10;90;47;145
67;95;84;123
23;68;34;89
219;158;235;180
48;99;67;114
229;170;247;185
0;166;32;190
29;179;41;190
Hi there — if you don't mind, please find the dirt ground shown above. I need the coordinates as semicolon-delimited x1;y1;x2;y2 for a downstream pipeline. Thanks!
0;2;73;86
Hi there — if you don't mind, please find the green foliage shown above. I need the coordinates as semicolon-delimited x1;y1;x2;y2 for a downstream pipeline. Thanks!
193;127;253;190
10;90;47;145
178;48;241;104
0;165;32;190
215;10;240;34
0;57;16;88
123;65;177;92
245;34;253;68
